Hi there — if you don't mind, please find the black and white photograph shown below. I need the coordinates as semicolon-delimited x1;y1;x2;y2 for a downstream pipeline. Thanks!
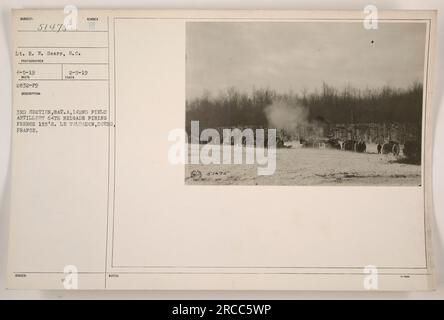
185;21;427;186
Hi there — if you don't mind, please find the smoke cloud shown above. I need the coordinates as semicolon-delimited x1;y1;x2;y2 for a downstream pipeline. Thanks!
265;100;308;132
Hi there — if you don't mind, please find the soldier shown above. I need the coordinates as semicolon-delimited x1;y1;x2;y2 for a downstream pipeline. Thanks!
393;143;400;156
377;143;382;154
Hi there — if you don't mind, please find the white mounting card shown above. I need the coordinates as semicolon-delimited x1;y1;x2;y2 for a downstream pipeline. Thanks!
8;9;436;290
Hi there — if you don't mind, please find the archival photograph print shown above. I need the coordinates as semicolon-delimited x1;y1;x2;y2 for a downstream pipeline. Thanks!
185;21;427;186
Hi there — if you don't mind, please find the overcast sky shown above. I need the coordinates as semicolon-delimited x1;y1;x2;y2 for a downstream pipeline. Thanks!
186;22;427;100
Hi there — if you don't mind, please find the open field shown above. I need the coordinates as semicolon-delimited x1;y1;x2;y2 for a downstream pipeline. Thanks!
185;143;421;186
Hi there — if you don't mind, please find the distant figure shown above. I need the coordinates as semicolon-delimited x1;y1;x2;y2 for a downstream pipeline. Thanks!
356;140;366;153
392;143;400;156
377;144;382;154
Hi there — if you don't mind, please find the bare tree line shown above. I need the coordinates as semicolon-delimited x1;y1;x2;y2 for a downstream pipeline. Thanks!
186;82;423;132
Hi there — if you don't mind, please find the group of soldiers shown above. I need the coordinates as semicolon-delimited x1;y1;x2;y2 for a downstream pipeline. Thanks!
303;136;403;156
